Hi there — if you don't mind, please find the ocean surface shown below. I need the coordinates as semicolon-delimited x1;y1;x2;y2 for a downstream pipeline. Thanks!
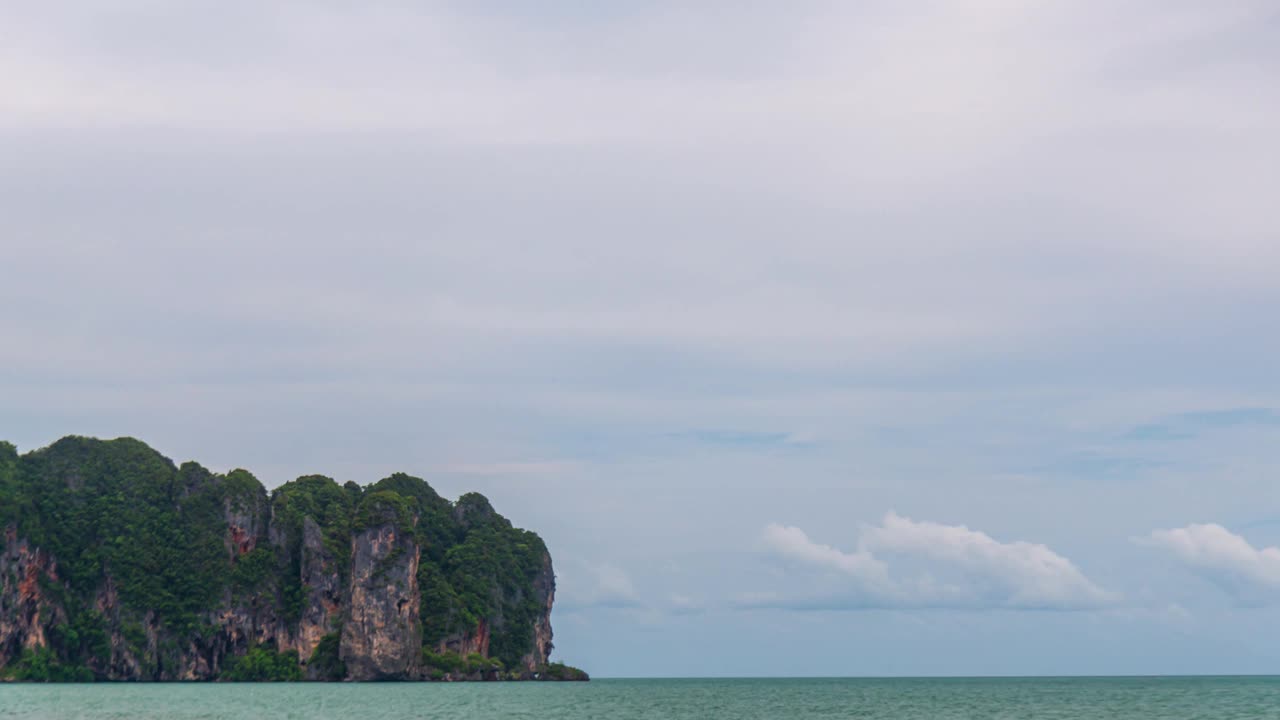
3;676;1279;719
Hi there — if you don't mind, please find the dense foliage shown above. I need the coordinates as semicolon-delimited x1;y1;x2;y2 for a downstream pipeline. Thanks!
421;649;503;679
221;647;304;682
1;647;95;682
0;436;561;681
0;442;18;518
307;632;346;681
538;662;590;681
272;475;354;622
7;438;235;638
439;495;551;668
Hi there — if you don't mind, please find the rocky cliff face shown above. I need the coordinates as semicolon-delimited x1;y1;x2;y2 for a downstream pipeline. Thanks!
0;436;582;682
0;529;64;661
526;552;556;671
341;520;421;680
289;516;343;661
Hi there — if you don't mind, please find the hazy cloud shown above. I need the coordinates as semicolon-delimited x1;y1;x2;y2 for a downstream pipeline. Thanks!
434;459;580;477
667;593;706;616
1125;407;1280;443
667;430;810;450
557;562;641;611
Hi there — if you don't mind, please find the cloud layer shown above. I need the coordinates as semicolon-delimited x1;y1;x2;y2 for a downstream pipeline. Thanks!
758;513;1116;610
1141;524;1280;606
3;0;1280;677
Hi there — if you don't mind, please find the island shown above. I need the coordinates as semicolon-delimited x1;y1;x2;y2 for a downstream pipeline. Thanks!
0;436;588;682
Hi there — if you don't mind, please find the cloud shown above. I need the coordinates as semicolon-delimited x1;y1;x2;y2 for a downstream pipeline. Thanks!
1177;408;1280;429
1124;407;1280;443
4;0;1279;402
667;593;706;616
1139;523;1280;605
667;430;807;449
1;0;1278;677
1031;453;1170;479
557;562;641;611
434;459;579;477
756;513;1116;611
762;523;891;586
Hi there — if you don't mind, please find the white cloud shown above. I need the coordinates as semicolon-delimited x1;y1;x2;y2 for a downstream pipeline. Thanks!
865;513;1117;609
1139;523;1280;605
758;513;1116;610
762;523;892;588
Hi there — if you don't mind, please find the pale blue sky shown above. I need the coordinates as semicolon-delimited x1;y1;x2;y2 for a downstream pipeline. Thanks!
3;0;1280;677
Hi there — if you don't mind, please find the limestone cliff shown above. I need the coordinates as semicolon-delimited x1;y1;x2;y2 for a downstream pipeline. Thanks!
0;530;65;662
341;512;421;680
527;552;556;671
0;436;585;682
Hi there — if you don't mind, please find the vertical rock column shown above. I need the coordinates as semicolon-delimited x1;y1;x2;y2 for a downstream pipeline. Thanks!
341;514;421;680
522;551;556;672
292;516;344;661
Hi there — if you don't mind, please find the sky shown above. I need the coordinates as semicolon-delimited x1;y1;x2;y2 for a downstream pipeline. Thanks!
2;0;1280;677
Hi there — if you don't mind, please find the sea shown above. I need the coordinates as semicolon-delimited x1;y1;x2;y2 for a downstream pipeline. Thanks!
3;676;1279;719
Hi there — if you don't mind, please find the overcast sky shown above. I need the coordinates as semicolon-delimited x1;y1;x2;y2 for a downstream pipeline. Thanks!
3;0;1280;677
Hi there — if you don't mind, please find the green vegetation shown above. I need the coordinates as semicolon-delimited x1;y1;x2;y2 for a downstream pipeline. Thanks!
9;438;237;637
45;610;111;676
0;441;18;521
0;436;567;682
230;547;276;596
421;649;503;676
354;490;415;532
271;475;354;623
405;490;552;669
1;647;94;682
538;662;590;681
308;632;346;681
220;647;303;682
440;494;551;667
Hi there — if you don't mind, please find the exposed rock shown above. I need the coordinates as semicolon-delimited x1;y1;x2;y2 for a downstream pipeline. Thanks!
222;472;269;560
437;618;490;658
0;528;65;666
523;552;556;672
341;521;421;680
287;516;343;660
91;576;144;680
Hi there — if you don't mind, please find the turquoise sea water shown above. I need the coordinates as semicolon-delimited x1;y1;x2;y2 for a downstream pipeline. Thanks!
3;677;1279;719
